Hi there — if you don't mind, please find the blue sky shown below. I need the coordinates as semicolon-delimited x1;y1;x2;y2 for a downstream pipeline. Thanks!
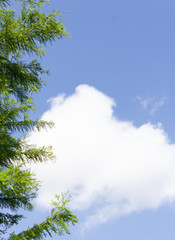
9;0;175;239
37;0;175;139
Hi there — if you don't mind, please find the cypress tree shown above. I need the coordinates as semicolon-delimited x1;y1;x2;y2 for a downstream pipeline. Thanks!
0;0;78;238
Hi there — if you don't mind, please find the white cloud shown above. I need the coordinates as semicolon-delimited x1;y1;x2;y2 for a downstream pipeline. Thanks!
136;96;154;109
136;95;167;114
150;98;167;115
28;85;175;230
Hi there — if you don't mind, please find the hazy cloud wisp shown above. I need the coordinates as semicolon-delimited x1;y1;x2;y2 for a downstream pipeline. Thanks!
136;95;167;115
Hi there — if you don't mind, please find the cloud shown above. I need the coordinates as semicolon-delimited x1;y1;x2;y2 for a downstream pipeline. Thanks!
136;95;167;114
28;85;175;230
136;96;154;109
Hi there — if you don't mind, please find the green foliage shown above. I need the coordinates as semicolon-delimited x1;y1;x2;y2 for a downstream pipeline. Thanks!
0;164;78;238
0;164;39;234
0;0;68;102
0;0;78;239
9;193;78;240
0;56;46;102
0;0;68;166
0;0;10;7
0;96;55;167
